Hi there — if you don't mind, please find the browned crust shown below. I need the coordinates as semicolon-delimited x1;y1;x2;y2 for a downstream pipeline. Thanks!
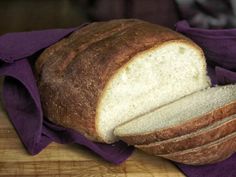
117;101;236;145
35;19;197;142
159;131;236;165
136;115;236;155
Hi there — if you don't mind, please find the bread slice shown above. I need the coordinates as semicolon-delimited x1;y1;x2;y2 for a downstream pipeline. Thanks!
136;114;236;155
159;131;236;165
36;19;210;143
114;85;236;145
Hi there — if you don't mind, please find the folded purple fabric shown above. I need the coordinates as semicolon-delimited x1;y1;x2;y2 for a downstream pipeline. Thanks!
176;20;236;177
176;20;236;70
0;27;134;164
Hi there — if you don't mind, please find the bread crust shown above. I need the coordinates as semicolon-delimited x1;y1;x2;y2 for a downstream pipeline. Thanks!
117;101;236;145
136;115;236;155
35;19;202;142
159;131;236;165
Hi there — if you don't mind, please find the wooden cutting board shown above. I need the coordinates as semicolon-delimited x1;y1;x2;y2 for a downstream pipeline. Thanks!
0;86;185;176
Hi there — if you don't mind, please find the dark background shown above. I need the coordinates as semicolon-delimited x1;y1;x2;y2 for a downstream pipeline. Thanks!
0;0;235;35
0;0;179;35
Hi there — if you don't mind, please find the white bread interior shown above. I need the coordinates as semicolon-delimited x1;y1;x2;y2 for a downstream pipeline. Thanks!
97;41;210;143
114;85;236;137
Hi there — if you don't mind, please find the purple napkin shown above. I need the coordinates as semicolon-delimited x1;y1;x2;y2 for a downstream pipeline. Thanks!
176;20;236;177
0;27;134;164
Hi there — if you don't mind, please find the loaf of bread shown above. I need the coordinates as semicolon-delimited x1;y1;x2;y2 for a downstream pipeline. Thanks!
35;19;210;143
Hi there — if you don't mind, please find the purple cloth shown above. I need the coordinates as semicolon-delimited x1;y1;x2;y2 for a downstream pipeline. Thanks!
176;20;236;177
0;27;134;164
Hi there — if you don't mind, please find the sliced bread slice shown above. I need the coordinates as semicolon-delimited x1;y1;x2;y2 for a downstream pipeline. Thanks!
114;85;236;145
159;131;236;165
136;114;236;155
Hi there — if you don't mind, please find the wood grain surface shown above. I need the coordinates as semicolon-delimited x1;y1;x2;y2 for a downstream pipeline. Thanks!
0;79;185;177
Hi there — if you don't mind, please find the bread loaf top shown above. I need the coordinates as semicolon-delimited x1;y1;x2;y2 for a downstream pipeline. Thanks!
35;19;209;143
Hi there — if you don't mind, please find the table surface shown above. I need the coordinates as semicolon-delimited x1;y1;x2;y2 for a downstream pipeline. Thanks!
0;97;185;177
